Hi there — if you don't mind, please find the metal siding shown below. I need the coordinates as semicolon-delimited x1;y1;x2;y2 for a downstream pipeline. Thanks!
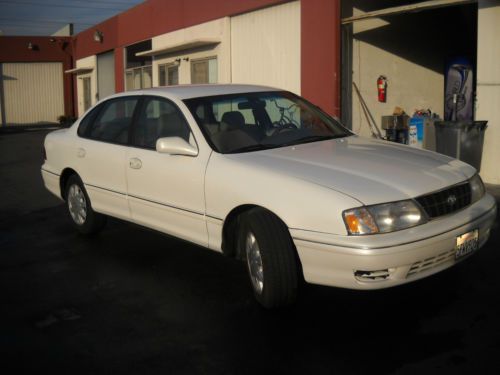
97;51;116;101
230;1;300;94
3;62;65;125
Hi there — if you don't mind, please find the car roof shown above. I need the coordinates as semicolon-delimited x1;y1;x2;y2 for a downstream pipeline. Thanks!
113;84;282;100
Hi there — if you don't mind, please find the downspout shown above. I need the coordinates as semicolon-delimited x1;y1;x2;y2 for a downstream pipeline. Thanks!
0;63;6;127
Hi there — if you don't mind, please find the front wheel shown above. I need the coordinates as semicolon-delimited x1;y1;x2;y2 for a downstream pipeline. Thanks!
239;209;300;308
65;175;106;235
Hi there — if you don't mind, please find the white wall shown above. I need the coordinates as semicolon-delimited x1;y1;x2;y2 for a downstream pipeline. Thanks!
231;0;301;94
476;0;500;183
151;17;231;85
75;55;97;116
351;14;444;138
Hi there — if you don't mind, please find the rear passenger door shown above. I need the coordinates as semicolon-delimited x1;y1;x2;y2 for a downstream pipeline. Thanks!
76;96;140;220
126;96;209;247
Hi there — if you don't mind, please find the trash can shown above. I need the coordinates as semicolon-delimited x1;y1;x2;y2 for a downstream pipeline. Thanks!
434;121;488;171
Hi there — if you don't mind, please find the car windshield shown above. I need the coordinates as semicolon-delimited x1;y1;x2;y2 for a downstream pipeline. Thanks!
183;91;352;154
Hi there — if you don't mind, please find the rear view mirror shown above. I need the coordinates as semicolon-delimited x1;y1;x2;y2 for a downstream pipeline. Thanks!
156;137;198;156
238;100;266;110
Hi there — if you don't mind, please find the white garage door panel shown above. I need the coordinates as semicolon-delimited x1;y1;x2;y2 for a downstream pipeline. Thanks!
231;1;301;95
3;62;65;125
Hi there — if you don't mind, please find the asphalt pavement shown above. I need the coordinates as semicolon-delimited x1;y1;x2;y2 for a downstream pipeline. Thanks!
1;129;499;374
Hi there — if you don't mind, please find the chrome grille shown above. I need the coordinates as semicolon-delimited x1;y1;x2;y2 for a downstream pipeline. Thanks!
407;249;455;277
416;182;471;219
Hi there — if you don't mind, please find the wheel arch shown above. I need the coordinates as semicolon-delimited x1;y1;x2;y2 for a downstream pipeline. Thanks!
59;168;79;200
221;204;258;258
221;204;300;266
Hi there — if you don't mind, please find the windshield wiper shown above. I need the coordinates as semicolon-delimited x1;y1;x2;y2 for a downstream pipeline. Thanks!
282;134;348;147
227;144;280;154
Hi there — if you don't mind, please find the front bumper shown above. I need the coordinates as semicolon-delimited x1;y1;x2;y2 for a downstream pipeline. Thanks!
291;193;497;289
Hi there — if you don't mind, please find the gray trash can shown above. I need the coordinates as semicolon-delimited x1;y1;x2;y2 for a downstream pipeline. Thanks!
434;121;488;171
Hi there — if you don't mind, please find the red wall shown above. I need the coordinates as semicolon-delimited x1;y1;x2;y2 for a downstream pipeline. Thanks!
114;46;125;93
74;0;288;59
301;0;341;117
0;36;75;117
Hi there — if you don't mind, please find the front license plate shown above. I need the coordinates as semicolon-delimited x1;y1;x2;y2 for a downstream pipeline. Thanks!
455;229;479;260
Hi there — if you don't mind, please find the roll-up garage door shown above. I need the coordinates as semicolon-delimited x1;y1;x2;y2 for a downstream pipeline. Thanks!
1;62;65;126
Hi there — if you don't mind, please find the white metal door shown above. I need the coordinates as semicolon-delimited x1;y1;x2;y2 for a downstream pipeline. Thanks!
2;62;65;125
97;51;115;101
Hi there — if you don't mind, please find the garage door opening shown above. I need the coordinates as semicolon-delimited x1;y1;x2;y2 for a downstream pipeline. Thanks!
341;1;478;141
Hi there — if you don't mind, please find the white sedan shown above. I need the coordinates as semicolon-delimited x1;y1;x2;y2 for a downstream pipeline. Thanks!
42;84;497;308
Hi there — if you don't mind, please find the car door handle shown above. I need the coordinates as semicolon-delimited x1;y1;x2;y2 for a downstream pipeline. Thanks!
77;148;86;158
129;158;142;170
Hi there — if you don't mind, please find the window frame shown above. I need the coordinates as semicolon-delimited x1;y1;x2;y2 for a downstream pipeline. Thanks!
128;95;198;152
81;75;92;112
125;65;153;90
190;56;218;84
77;96;142;147
158;62;179;87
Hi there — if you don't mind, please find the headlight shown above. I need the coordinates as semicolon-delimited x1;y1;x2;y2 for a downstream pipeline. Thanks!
469;174;485;204
343;200;427;235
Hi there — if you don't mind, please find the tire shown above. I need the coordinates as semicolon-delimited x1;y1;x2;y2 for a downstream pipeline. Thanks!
65;174;106;235
239;208;300;308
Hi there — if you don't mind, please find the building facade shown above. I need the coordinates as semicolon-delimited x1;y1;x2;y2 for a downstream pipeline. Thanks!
0;36;74;125
69;0;340;119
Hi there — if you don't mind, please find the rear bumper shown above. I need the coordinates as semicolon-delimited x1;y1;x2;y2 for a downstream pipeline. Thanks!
291;194;497;289
41;168;63;200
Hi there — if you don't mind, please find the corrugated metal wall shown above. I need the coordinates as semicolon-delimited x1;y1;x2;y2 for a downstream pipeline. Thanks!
230;1;301;94
2;62;65;125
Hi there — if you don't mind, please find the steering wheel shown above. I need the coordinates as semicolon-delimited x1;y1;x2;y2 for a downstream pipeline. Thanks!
271;122;298;135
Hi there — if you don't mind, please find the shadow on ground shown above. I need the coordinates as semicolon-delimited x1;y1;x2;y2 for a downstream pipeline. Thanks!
1;130;499;374
1;202;499;374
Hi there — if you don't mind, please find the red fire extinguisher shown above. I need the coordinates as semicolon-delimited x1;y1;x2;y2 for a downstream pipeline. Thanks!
377;75;387;102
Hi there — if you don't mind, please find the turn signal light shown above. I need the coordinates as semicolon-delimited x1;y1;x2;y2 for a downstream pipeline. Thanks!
343;208;379;235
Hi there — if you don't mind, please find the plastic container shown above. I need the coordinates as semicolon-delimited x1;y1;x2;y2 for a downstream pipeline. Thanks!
409;117;424;148
434;121;488;171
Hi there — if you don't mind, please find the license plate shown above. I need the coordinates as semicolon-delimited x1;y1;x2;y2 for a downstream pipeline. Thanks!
455;229;479;260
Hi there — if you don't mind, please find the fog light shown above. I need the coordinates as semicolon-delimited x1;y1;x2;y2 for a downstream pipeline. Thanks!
354;269;391;282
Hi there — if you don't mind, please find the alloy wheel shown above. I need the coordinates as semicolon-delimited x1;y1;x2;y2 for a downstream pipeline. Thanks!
67;184;87;225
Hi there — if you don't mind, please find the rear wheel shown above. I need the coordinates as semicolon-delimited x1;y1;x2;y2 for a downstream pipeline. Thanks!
65;175;106;235
239;208;300;308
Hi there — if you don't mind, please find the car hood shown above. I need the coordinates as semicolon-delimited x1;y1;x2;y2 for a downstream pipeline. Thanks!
227;136;475;205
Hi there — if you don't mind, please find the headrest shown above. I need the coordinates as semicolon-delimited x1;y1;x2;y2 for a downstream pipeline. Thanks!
220;111;245;131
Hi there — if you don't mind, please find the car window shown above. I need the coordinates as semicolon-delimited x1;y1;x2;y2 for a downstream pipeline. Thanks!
132;97;192;149
77;106;101;137
184;91;351;154
87;98;139;145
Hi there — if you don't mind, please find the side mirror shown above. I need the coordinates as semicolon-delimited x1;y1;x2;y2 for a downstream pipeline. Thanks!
156;137;198;156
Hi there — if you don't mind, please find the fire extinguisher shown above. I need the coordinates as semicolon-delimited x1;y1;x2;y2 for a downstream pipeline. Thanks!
377;75;387;103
